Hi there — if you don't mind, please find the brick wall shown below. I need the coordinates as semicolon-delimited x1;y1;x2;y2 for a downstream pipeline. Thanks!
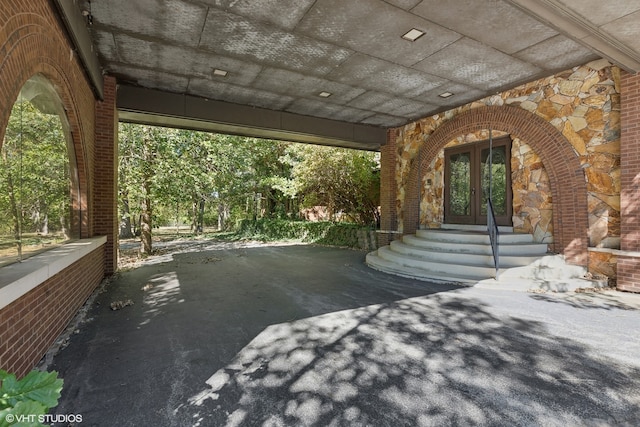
619;71;640;292
0;0;114;374
0;247;105;378
0;0;98;238
94;76;118;275
379;129;398;246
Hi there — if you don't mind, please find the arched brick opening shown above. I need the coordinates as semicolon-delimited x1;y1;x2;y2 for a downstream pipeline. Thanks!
0;12;92;237
402;105;588;266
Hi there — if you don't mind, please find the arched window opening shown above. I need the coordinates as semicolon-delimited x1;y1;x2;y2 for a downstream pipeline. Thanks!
1;75;78;267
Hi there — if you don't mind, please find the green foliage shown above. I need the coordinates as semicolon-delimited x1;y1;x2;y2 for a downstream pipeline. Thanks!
282;145;380;225
118;124;381;254
236;219;376;250
448;145;509;218
1;101;70;235
449;153;471;216
1;90;72;265
480;147;508;216
0;369;63;427
119;125;292;237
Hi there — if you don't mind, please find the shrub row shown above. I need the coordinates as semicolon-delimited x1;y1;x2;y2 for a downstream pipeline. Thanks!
236;219;378;250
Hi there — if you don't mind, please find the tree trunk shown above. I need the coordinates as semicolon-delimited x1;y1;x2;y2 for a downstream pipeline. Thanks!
197;198;205;233
33;209;42;234
59;211;69;240
139;131;154;255
191;199;198;233
175;200;180;235
42;213;49;236
133;214;140;237
140;181;152;255
6;168;22;258
119;196;133;238
218;202;229;230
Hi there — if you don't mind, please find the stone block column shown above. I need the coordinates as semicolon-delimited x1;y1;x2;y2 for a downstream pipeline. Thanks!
619;71;640;292
93;75;118;275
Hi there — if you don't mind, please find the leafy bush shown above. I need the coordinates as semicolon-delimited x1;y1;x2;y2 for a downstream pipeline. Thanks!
0;370;63;427
235;219;377;250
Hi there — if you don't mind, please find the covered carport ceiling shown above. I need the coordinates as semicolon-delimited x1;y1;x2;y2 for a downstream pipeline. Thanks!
60;0;640;150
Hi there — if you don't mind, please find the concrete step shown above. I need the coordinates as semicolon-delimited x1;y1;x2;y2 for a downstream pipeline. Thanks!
402;235;548;256
415;229;536;245
389;240;544;268
367;250;601;293
438;223;514;233
366;226;598;291
366;225;554;284
365;251;484;284
376;246;498;279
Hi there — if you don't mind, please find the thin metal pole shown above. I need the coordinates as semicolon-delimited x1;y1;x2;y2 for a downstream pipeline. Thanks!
417;146;421;231
18;94;23;261
489;126;493;202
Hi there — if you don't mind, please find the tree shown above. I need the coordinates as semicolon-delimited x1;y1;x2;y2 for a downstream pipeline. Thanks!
118;123;175;254
283;145;380;225
1;98;70;260
116;124;381;255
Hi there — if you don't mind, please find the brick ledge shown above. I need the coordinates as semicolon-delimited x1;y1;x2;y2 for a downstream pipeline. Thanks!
0;236;106;310
588;247;640;258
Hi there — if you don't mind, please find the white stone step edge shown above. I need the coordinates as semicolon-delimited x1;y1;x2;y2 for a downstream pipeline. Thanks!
389;240;544;267
376;246;497;278
438;223;514;233
402;235;548;256
365;252;482;284
415;229;536;245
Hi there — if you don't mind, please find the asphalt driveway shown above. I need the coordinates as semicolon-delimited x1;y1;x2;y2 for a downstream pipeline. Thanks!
47;239;640;426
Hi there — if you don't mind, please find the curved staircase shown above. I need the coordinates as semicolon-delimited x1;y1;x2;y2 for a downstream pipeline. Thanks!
366;224;549;284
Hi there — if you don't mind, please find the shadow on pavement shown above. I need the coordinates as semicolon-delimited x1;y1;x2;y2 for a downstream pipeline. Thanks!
528;291;640;311
183;294;640;426
49;243;640;426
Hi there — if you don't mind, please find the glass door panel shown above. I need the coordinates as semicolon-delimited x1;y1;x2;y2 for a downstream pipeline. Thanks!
449;152;472;216
444;137;512;226
480;145;507;216
444;148;475;224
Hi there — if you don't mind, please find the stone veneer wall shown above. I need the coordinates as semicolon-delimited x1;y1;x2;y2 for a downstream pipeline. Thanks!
419;130;554;245
396;61;621;256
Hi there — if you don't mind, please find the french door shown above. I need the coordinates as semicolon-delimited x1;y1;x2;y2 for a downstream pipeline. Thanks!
444;137;512;226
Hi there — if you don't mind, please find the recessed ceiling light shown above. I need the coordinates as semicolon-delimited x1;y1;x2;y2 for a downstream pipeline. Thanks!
439;91;454;98
213;68;228;77
401;28;425;42
318;91;332;98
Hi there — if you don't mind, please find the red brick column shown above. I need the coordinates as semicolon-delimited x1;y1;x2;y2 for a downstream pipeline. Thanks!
619;71;640;292
93;76;118;275
0;0;110;376
378;129;398;246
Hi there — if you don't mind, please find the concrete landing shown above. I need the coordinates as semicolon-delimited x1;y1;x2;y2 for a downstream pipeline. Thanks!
475;254;609;293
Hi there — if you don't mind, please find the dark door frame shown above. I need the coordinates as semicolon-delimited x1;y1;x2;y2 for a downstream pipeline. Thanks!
444;136;513;226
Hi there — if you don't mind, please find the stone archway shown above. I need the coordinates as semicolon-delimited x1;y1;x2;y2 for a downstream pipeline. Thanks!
402;105;588;266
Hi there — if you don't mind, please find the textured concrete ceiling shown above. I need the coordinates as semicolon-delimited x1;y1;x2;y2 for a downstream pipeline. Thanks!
76;0;639;130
